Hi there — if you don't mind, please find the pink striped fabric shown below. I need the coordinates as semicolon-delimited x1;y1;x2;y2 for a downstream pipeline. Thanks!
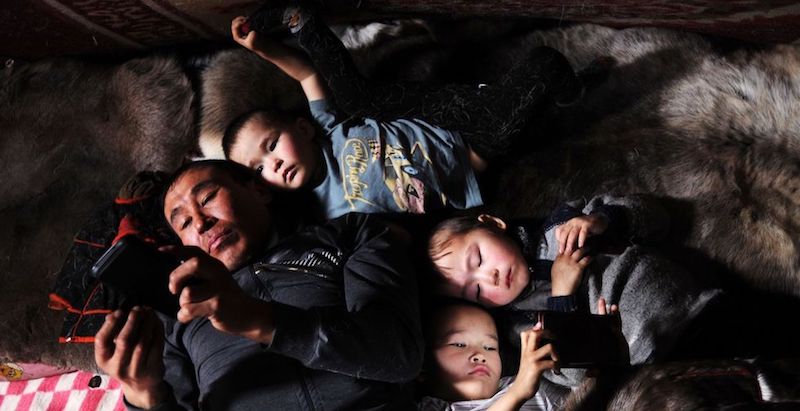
0;371;123;411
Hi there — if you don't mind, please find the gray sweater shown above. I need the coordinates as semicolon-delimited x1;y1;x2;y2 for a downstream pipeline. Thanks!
505;194;723;385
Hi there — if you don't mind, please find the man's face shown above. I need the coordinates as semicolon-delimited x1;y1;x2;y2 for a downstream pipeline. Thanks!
433;228;530;307
228;115;319;190
430;305;502;401
164;166;272;270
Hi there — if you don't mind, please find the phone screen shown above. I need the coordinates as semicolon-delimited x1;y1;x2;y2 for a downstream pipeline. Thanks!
538;310;627;368
91;235;180;316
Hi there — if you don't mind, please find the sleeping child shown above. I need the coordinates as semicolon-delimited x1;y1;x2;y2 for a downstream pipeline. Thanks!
418;298;620;411
426;194;725;375
224;3;585;218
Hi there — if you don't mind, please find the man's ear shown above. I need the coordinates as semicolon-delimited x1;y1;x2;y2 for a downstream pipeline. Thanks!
477;214;507;231
295;117;315;141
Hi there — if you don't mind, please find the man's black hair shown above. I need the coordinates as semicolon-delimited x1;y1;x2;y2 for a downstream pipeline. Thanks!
221;108;299;158
158;159;259;224
159;159;323;237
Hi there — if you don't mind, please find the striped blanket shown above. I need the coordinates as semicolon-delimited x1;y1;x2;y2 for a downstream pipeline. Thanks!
0;372;123;411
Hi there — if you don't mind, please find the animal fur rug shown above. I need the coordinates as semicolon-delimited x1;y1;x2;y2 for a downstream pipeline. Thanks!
201;22;800;297
490;24;800;296
3;19;800;382
0;56;195;370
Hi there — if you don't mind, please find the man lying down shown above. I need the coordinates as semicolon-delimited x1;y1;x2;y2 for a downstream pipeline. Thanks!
93;159;800;411
93;159;425;410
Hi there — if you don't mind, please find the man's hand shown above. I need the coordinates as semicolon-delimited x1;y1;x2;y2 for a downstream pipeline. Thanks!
162;245;276;344
95;307;168;409
507;323;558;402
551;248;592;296
555;214;608;254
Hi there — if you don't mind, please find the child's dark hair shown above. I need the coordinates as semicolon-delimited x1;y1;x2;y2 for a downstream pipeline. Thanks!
221;108;298;158
420;297;498;374
427;215;505;265
422;297;495;340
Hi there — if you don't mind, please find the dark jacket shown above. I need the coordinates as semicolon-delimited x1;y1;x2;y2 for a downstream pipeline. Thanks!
145;213;424;411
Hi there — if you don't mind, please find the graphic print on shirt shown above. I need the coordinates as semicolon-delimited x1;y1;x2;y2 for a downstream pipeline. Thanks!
383;142;432;213
368;139;381;161
341;138;375;209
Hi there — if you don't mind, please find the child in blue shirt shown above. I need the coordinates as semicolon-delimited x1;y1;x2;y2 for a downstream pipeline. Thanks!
223;3;583;219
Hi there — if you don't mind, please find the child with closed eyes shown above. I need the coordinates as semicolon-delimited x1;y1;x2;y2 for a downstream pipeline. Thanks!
427;194;724;373
224;2;585;218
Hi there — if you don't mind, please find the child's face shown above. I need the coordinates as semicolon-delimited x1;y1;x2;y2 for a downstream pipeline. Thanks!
229;115;319;190
430;305;502;401
434;228;530;307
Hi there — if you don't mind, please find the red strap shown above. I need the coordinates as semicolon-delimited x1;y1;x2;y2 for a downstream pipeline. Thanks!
112;215;140;244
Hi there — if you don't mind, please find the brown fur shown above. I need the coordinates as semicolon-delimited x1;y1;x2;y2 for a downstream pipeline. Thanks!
489;25;800;295
0;56;194;370
6;19;800;375
201;22;800;295
604;359;800;410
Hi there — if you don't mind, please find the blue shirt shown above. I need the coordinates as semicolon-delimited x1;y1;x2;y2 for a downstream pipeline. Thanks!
309;99;483;219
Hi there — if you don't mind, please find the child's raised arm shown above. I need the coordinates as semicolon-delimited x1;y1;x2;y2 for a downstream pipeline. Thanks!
231;16;327;102
487;324;558;411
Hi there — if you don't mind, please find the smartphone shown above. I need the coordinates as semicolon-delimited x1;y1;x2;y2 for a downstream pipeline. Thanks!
91;235;181;316
537;310;628;368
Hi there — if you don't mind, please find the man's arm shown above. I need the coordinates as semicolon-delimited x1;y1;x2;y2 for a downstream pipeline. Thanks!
231;16;326;102
265;213;425;383
163;214;423;383
164;245;277;344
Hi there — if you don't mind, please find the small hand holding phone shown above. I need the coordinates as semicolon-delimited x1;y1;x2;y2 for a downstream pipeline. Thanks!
537;310;629;368
91;235;181;316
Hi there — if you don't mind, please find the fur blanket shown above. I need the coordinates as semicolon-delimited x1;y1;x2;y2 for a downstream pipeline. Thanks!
0;56;194;370
3;18;800;382
201;22;800;296
490;25;800;295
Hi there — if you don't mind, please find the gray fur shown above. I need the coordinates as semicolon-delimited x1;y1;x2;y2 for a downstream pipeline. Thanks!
604;358;800;410
5;20;800;376
199;23;800;295
199;49;306;158
490;25;800;295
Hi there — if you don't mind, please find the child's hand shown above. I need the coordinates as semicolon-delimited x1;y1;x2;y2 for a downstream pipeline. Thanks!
231;16;283;54
555;213;608;254
507;323;558;402
231;16;257;49
229;15;323;100
551;248;592;296
596;297;629;367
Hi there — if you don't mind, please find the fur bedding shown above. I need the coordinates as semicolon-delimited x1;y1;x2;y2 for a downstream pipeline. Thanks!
2;17;800;385
202;22;800;296
1;56;194;371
